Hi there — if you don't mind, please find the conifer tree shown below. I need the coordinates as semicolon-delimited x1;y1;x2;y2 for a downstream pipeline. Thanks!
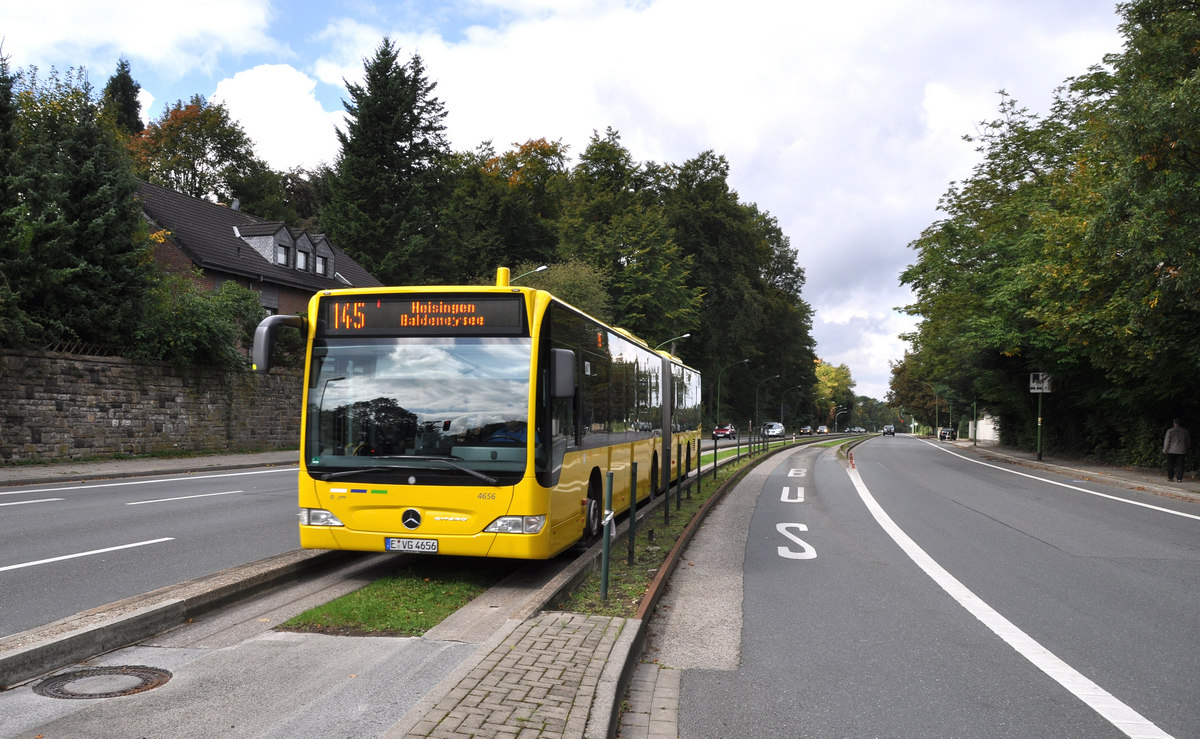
324;38;451;284
0;51;33;346
13;66;152;348
101;57;142;137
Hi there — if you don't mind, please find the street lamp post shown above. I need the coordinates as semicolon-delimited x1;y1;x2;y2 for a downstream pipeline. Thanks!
511;265;548;283
835;408;848;433
782;386;801;427
654;333;691;354
754;374;779;433
715;358;749;424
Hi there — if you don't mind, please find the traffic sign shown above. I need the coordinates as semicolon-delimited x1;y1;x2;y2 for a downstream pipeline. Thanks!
1030;373;1052;393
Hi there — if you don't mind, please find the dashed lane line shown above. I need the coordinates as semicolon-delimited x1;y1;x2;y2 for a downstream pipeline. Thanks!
0;538;176;573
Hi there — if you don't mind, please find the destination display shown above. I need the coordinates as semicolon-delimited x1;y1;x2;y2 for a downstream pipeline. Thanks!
319;294;525;336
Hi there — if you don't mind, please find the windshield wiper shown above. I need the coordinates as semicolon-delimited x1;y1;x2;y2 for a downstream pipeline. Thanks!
312;466;395;481
375;455;500;485
313;457;499;485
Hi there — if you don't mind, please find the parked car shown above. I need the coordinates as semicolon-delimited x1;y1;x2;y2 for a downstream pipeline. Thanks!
712;423;737;440
799;425;813;435
763;422;785;438
816;425;829;434
882;424;895;436
939;427;956;440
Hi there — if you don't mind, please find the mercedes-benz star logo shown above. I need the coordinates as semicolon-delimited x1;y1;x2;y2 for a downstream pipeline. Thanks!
402;509;422;530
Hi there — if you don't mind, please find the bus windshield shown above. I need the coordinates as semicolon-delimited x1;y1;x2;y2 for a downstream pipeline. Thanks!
306;336;532;482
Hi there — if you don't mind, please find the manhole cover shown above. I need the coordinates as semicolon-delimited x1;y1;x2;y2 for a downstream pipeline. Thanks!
33;666;173;699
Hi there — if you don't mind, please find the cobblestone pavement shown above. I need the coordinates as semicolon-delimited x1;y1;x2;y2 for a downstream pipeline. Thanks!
393;612;630;739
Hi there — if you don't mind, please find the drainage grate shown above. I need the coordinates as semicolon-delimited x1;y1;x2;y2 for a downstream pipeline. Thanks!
33;666;173;699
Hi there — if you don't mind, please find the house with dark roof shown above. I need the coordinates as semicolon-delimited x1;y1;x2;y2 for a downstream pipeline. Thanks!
137;181;382;315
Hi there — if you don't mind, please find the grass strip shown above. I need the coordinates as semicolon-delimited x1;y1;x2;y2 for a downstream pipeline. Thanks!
279;557;514;636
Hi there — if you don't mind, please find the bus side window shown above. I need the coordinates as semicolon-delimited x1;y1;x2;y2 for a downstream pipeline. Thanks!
537;348;575;487
551;348;575;398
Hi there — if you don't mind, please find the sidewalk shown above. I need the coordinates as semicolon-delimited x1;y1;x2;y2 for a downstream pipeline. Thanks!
956;440;1200;502
0;449;300;487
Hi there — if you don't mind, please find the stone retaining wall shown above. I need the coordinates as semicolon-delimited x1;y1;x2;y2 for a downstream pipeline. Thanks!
0;350;302;463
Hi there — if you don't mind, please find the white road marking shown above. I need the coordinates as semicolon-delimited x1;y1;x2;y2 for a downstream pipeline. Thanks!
846;465;1171;738
0;467;298;497
775;523;817;559
0;498;64;507
0;538;175;573
921;440;1200;522
126;490;243;505
780;486;805;502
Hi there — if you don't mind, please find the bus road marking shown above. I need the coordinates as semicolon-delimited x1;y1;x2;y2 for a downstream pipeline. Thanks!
787;468;807;477
0;538;175;573
845;465;1169;738
776;523;817;559
126;490;243;506
781;486;805;502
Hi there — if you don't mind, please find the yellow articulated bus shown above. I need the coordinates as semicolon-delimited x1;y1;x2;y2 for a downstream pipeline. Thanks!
252;268;702;559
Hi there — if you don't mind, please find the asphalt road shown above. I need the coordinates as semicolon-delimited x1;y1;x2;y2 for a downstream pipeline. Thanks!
0;466;301;637
667;435;1199;738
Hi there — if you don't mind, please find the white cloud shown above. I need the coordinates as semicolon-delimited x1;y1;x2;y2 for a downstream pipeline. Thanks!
5;0;277;79
815;297;919;400
213;65;345;171
312;18;395;89
137;89;157;126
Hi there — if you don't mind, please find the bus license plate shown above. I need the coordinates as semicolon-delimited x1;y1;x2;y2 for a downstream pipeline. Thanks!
385;537;438;553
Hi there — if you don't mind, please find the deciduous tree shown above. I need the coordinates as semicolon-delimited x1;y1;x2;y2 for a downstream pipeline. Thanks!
131;94;259;203
558;129;701;347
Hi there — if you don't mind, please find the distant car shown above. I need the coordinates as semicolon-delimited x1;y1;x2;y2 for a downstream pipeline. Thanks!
763;422;785;438
816;425;829;434
882;424;895;436
799;425;813;435
939;427;956;440
712;423;737;440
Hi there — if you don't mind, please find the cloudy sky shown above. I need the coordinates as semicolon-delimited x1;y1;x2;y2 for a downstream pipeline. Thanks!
4;0;1125;399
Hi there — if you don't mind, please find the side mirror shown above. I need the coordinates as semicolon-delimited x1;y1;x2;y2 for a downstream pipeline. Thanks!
550;348;575;399
251;314;305;373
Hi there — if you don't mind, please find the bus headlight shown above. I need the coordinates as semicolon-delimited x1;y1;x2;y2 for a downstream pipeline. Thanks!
484;515;546;534
300;508;344;526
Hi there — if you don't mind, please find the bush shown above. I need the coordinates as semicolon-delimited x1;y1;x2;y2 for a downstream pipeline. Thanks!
131;273;265;368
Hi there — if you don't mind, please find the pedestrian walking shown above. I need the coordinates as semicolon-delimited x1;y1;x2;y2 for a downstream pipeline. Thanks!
1164;418;1190;482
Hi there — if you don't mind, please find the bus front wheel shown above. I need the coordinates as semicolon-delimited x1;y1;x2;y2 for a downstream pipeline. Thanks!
584;479;602;542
